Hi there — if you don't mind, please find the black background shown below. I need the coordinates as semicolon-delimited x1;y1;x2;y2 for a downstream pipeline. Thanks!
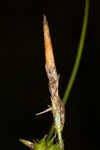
0;0;99;150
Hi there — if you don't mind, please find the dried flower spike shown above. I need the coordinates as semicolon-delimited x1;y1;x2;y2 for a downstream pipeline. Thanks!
43;15;65;149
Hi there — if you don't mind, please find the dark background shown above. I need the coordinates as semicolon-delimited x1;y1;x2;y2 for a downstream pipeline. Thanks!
0;0;99;150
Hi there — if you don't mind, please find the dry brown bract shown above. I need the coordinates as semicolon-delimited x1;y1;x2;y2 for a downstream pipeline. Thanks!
43;15;65;132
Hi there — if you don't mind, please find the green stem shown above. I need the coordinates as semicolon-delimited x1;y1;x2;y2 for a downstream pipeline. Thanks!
47;124;54;141
47;0;90;140
58;131;64;150
63;0;89;104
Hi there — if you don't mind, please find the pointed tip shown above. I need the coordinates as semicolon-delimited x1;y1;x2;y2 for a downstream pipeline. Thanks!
35;107;52;116
43;14;55;69
43;14;48;26
43;14;46;20
19;139;34;149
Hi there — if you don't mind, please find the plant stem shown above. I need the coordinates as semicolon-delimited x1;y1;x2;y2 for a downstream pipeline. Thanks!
47;124;54;141
58;131;64;150
47;0;90;139
63;0;89;105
